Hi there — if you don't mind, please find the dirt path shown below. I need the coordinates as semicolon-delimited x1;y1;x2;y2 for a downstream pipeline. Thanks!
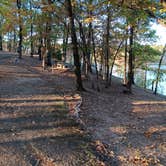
81;77;166;166
0;52;165;166
0;53;101;166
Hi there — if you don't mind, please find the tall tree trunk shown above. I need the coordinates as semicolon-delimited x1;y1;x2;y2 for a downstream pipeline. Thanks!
99;50;103;76
131;37;135;84
87;21;92;73
13;28;17;52
66;0;84;91
46;0;53;66
0;20;2;50
105;8;110;87
92;29;100;91
46;21;51;66
109;40;123;85
63;22;69;62
41;46;46;70
30;26;34;57
144;64;147;89
38;35;43;61
127;26;134;93
7;32;12;52
77;2;92;76
87;0;93;73
17;0;22;59
154;44;166;94
77;19;89;76
0;34;3;51
123;29;128;85
30;0;34;57
92;29;98;80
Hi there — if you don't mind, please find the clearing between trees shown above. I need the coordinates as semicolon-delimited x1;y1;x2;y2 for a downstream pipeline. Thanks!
0;52;165;166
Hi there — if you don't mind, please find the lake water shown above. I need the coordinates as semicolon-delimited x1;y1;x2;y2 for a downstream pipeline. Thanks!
112;64;166;96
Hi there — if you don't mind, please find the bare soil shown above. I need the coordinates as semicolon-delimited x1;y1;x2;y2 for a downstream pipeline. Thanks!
80;73;166;166
0;52;165;166
0;52;100;166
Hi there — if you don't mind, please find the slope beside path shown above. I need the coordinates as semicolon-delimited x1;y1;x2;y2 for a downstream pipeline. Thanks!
81;71;166;166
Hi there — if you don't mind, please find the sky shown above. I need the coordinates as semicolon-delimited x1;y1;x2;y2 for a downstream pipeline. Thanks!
151;23;166;45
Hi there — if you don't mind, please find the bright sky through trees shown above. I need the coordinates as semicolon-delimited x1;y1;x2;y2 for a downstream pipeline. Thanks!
152;23;166;45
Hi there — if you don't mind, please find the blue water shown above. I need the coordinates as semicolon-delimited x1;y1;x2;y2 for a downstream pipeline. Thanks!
113;64;166;96
135;69;166;95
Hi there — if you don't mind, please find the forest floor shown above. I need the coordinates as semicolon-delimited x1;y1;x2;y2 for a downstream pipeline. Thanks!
81;76;166;166
0;52;165;166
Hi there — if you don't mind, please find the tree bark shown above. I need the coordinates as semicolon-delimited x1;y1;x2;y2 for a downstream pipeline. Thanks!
0;34;2;51
46;21;52;66
144;64;147;89
46;0;53;66
17;0;22;59
109;40;123;85
13;28;17;52
77;19;90;76
154;44;166;94
92;29;99;80
0;20;2;50
66;0;84;91
63;22;69;62
127;26;134;92
92;29;100;91
87;21;92;73
7;32;12;52
30;0;34;57
105;8;110;87
123;29;128;85
38;35;43;61
77;20;86;69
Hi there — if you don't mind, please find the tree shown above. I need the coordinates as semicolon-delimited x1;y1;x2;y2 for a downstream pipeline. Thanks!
0;17;3;50
0;0;164;92
29;0;34;57
65;0;84;91
154;44;166;94
17;0;23;59
124;25;134;92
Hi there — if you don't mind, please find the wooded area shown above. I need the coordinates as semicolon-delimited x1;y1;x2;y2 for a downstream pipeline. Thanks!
0;0;166;166
0;0;165;93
